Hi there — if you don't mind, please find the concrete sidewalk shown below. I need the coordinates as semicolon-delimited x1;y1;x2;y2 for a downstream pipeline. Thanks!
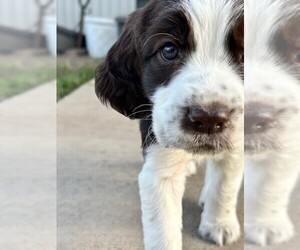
0;82;56;250
57;80;244;250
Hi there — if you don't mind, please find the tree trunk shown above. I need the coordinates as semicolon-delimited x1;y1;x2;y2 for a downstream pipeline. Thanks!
77;9;85;48
34;0;54;48
76;0;91;49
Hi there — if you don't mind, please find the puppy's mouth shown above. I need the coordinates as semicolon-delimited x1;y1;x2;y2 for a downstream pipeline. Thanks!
162;133;233;154
244;124;288;154
244;116;278;153
244;134;281;154
173;104;240;153
244;103;295;154
184;143;232;155
154;103;242;153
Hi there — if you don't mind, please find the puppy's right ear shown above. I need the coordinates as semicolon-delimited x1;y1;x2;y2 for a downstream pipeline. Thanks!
281;16;300;65
95;11;150;119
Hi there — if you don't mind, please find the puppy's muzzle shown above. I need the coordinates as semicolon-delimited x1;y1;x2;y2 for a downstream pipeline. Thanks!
245;103;277;134
183;103;233;135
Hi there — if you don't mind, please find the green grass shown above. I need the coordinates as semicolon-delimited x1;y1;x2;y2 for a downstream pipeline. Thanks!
0;66;56;102
57;61;101;100
0;58;101;102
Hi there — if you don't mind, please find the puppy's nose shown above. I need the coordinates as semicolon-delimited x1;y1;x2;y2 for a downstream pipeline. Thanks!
245;116;276;134
245;103;277;134
188;106;230;134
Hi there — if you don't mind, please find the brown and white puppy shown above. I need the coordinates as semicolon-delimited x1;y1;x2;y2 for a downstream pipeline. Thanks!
96;0;244;248
244;0;300;246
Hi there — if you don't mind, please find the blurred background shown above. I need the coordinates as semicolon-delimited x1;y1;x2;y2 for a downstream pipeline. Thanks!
0;0;56;102
57;0;149;100
0;1;56;249
0;0;151;102
244;1;300;249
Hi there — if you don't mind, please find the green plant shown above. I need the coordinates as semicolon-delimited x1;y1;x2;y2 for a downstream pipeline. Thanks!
0;66;56;101
57;61;100;100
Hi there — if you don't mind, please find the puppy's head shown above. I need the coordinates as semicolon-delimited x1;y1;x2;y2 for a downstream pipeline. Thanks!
244;0;300;155
96;0;244;154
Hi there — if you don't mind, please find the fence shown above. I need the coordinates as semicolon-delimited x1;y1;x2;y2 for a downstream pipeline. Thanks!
0;0;135;32
0;0;55;32
57;0;136;31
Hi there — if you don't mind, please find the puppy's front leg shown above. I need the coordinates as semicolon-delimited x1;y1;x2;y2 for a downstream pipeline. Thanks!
199;152;243;246
138;146;189;250
244;157;299;245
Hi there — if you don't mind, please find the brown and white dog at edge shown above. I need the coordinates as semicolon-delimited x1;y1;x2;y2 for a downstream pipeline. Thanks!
95;0;244;249
244;0;300;246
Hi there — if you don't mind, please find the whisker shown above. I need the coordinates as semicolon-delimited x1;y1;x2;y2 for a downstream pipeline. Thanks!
128;109;152;118
132;103;153;113
145;114;152;119
142;124;154;148
147;135;157;148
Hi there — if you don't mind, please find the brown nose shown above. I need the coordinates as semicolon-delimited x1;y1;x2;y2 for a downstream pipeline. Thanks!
244;103;278;134
188;106;230;134
245;116;276;134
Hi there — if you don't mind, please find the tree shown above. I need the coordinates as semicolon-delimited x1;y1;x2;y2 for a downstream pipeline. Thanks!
77;0;91;48
34;0;54;47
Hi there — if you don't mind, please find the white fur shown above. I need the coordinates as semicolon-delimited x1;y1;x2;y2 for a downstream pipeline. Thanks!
139;146;192;250
139;1;244;248
139;146;243;249
244;0;300;245
198;152;243;246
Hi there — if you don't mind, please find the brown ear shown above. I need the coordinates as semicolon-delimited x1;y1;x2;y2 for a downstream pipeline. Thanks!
228;15;244;76
276;16;300;66
232;16;244;65
282;16;300;49
95;11;150;119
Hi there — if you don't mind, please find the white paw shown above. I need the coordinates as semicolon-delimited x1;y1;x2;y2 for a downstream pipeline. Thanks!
245;220;294;246
199;218;240;246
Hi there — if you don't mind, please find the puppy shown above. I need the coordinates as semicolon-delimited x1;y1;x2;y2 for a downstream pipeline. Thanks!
244;0;300;246
95;0;244;248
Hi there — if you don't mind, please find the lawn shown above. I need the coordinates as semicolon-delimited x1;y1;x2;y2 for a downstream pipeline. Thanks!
0;49;56;102
57;58;102;100
0;66;56;102
0;50;102;102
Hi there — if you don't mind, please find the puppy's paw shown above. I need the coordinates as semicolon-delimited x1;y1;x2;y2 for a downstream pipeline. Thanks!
199;218;240;246
245;220;294;246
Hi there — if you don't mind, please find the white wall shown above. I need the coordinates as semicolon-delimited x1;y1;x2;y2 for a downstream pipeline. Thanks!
0;0;56;32
58;0;136;31
0;0;135;32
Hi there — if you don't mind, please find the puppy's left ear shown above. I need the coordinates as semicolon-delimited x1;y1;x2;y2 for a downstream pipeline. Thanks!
95;11;150;119
280;16;300;66
231;16;244;66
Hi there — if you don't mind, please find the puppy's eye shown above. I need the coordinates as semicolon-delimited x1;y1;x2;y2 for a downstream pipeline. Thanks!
160;43;178;61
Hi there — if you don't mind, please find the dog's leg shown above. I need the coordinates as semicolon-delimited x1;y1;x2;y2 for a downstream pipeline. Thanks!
198;153;243;246
244;157;299;246
198;162;210;209
138;146;190;250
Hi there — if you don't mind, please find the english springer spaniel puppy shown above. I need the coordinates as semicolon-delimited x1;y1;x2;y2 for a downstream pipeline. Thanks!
95;0;244;248
244;0;300;246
